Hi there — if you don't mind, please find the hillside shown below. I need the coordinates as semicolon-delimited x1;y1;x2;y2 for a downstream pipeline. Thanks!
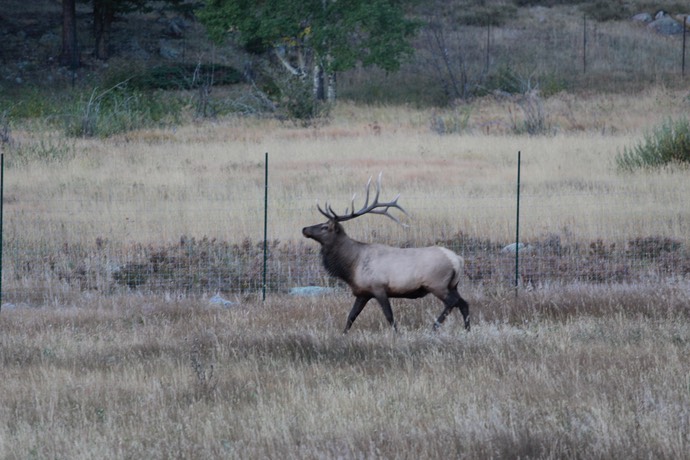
1;0;689;105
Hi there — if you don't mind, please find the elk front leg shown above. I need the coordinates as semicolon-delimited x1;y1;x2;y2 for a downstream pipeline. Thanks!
343;296;370;334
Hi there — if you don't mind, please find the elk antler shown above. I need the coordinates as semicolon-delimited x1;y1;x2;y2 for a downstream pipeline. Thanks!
317;173;408;226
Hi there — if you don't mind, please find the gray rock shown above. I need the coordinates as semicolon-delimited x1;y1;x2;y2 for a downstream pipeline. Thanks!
648;16;684;35
209;294;236;307
501;243;528;254
631;13;652;23
167;17;188;38
38;32;60;50
159;39;181;60
289;286;335;297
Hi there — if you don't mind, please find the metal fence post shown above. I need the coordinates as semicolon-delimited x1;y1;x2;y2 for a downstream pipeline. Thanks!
0;153;3;311
514;151;521;295
262;152;269;301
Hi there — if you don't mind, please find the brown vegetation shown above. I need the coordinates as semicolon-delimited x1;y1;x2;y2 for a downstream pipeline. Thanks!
1;286;689;458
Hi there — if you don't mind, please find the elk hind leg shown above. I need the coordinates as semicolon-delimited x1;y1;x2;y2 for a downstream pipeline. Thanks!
434;290;470;331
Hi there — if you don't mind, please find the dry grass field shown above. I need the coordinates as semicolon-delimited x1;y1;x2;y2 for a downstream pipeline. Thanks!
1;87;690;458
1;288;689;459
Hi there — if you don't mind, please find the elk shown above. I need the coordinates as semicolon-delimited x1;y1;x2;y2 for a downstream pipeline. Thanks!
302;173;470;333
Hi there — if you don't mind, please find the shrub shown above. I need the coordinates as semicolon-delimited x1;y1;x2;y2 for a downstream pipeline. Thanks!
128;64;243;90
616;117;690;170
64;82;183;137
581;1;632;22
456;3;517;27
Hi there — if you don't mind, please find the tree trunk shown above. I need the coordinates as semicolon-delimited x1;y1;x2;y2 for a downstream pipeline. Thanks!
59;0;79;68
326;71;336;102
313;64;325;101
93;0;114;60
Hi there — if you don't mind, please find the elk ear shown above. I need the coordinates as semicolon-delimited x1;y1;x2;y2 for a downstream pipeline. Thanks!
328;220;340;233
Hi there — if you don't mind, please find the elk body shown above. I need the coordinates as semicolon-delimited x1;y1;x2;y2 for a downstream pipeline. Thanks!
302;174;470;333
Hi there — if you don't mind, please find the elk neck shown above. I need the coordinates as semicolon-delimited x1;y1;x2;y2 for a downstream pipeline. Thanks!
321;232;364;285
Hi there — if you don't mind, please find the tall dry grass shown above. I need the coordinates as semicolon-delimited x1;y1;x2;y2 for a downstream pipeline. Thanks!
1;286;689;459
2;89;690;458
5;87;689;247
3;87;689;300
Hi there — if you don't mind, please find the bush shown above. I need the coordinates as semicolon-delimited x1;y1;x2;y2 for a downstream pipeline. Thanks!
128;64;243;90
64;82;184;138
616;117;690;170
581;1;632;21
457;3;517;27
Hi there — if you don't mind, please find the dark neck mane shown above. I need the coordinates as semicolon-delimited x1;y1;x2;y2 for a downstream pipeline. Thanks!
321;236;362;285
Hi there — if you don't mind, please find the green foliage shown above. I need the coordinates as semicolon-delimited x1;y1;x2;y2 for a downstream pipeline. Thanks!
616;117;690;170
198;0;419;73
480;66;568;98
430;106;472;135
484;66;526;94
0;87;61;120
63;83;183;137
277;75;331;125
581;1;631;21
456;2;518;27
512;0;586;6
128;64;243;90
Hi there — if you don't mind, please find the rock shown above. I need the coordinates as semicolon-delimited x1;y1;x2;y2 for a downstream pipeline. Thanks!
158;39;181;60
501;243;528;254
166;17;188;38
209;294;235;307
631;13;652;23
38;32;59;50
289;286;335;297
125;38;150;60
648;16;684;35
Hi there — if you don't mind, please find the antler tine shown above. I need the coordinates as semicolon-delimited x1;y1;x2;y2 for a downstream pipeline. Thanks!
366;193;409;226
316;172;408;226
328;204;340;219
373;172;382;204
363;176;372;207
317;202;337;220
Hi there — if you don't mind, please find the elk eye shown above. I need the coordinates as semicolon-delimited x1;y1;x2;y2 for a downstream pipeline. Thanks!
321;224;329;231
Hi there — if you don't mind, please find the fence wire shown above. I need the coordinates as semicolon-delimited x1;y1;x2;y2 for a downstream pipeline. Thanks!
2;164;688;307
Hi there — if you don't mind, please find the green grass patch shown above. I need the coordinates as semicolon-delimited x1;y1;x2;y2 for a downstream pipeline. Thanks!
616;117;690;170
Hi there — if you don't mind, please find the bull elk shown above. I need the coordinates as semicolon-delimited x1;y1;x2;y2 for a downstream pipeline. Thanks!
302;173;470;333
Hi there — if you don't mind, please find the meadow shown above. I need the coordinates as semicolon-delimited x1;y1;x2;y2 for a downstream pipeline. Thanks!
1;87;690;458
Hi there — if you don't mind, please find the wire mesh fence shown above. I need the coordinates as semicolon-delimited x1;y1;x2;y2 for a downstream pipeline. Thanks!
2;151;688;307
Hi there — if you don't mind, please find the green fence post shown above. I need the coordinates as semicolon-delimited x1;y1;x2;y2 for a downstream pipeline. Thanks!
262;152;268;301
515;150;521;294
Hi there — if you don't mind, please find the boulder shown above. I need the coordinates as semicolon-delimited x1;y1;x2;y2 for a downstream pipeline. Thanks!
289;286;335;297
647;16;684;35
631;13;652;23
501;242;529;254
158;39;181;59
209;294;236;307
